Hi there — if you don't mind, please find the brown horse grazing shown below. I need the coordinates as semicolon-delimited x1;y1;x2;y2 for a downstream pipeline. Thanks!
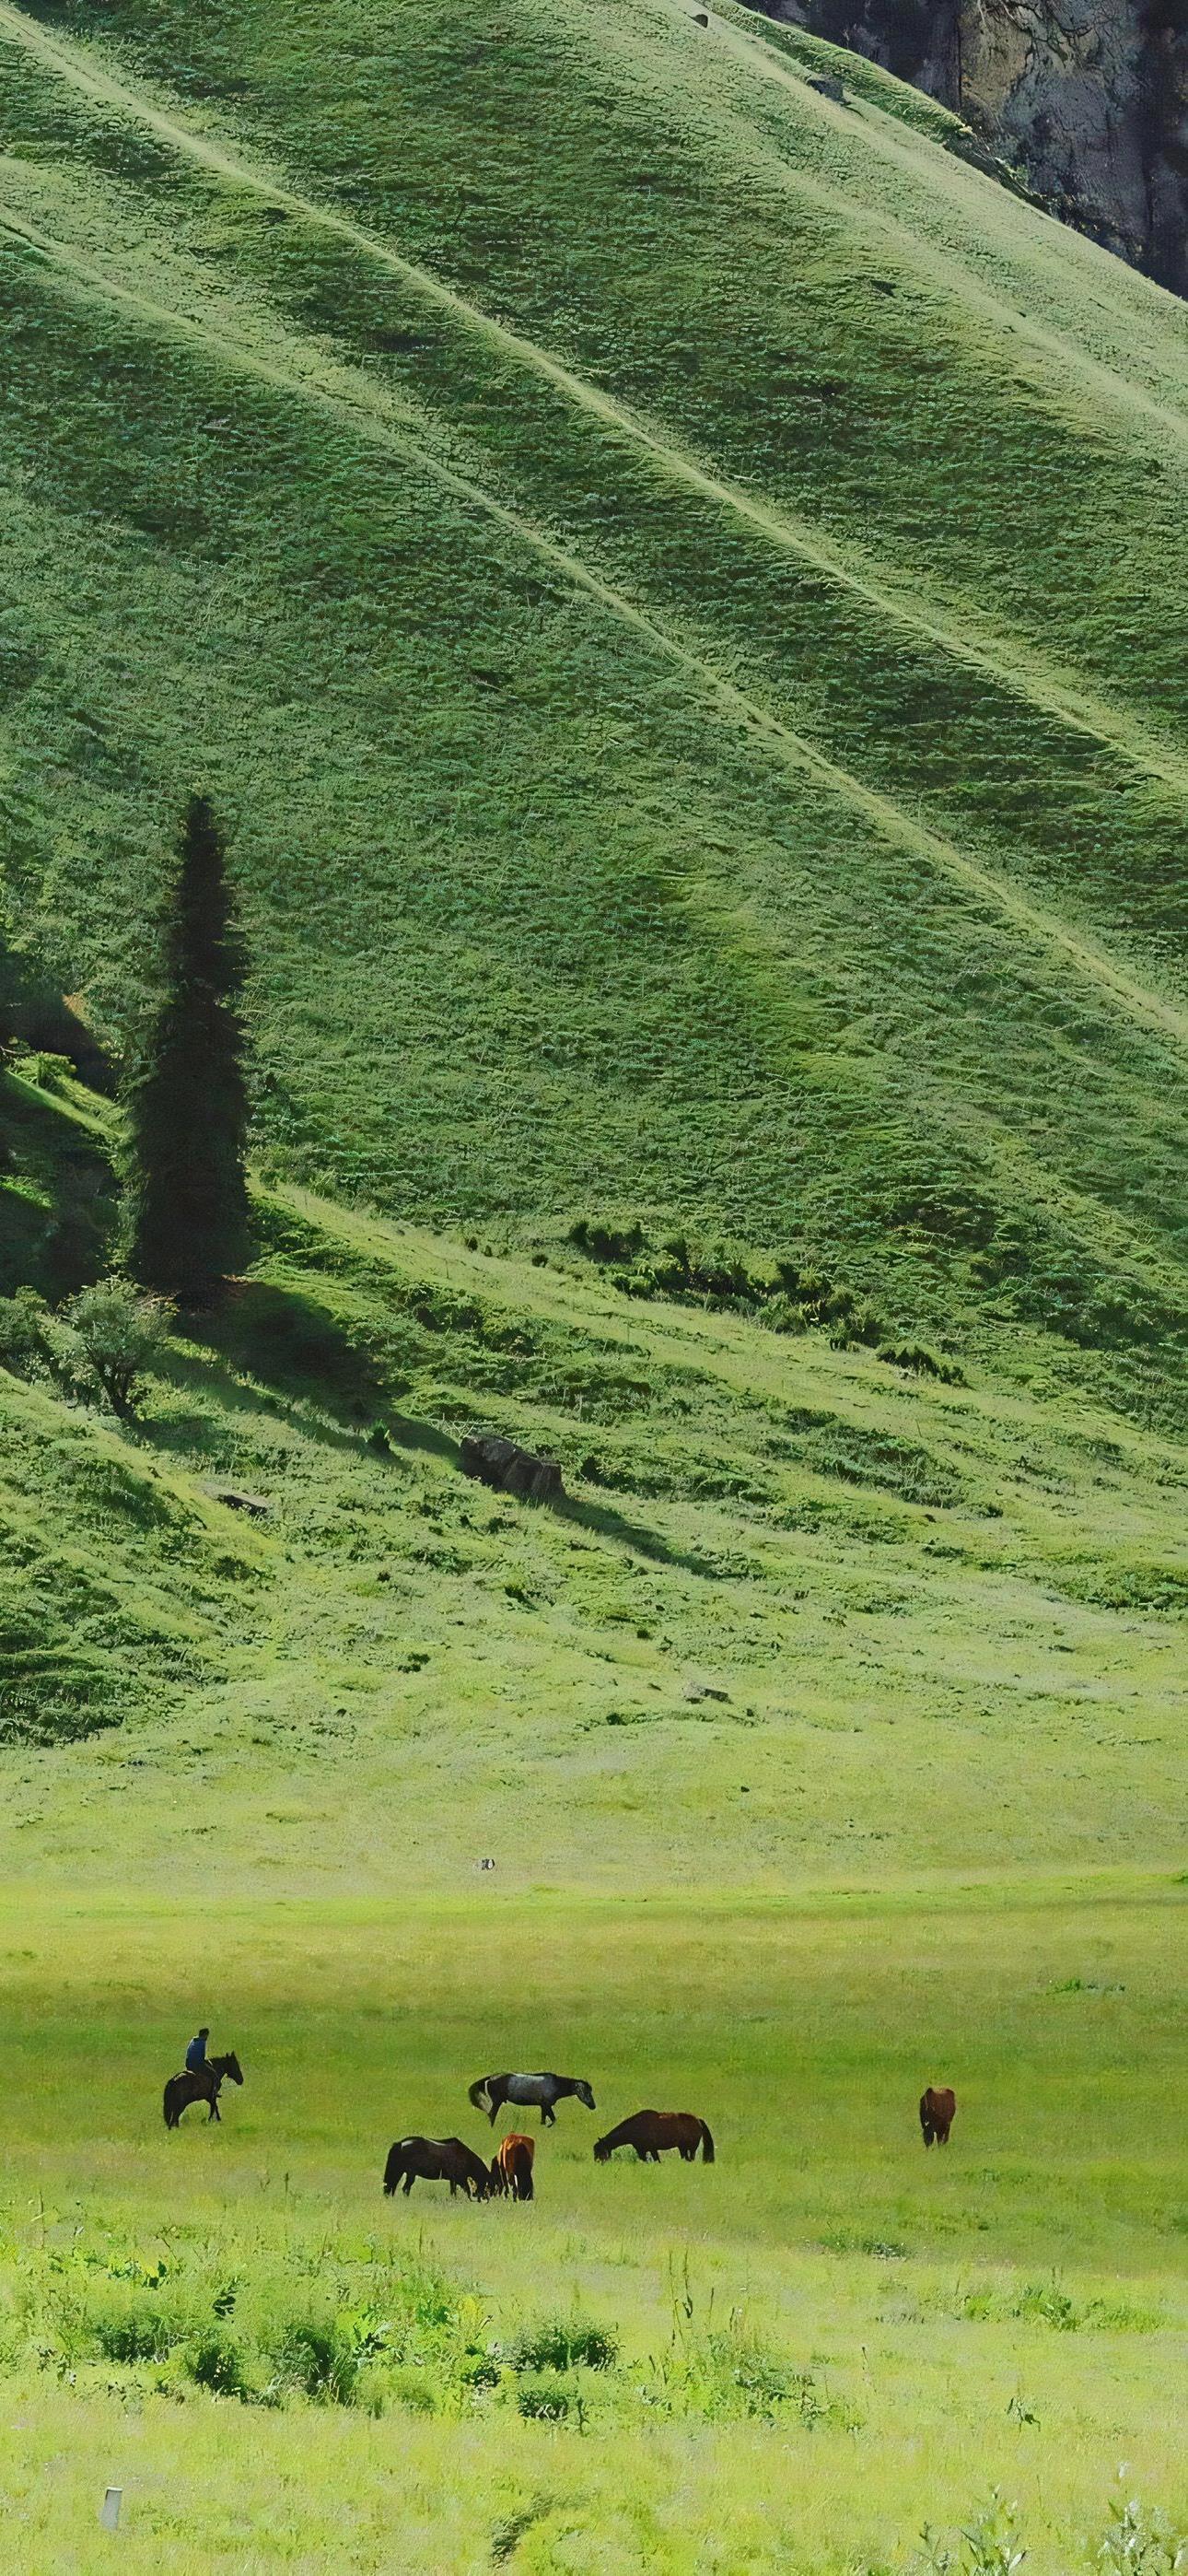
490;2133;535;2200
919;2086;957;2146
593;2111;715;2164
383;2136;492;2198
163;2052;244;2129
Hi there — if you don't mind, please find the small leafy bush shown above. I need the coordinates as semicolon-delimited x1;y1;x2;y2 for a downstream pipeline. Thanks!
262;2312;362;2405
515;2370;583;2423
383;2363;437;2416
88;2294;189;2365
184;2331;256;2399
64;1277;172;1413
0;1285;51;1376
507;2314;618;2373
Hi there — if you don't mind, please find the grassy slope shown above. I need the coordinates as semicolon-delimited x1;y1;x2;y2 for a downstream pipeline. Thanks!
0;0;1185;1364
1;10;1186;2563
1;1076;1183;1888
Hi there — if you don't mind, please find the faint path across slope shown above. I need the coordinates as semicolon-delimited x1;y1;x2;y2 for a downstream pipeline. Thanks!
2;192;1184;1061
3;0;1188;819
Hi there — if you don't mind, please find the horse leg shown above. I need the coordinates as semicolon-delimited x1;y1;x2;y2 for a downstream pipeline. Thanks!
542;2104;555;2125
402;2172;414;2194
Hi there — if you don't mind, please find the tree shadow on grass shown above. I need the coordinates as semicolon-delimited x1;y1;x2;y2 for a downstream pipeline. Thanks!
149;1278;460;1470
556;1493;734;1579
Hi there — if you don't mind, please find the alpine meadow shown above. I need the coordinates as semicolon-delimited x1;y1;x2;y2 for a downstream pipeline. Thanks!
0;0;1184;2566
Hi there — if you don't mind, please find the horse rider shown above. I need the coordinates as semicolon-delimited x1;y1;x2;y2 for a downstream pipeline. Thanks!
185;2026;211;2075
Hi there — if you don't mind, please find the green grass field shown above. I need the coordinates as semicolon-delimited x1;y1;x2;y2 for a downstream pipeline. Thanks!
1;0;1186;2558
0;1883;1183;2572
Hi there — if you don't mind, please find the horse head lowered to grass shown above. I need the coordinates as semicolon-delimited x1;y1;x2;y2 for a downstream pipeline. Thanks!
593;2110;714;2163
383;2136;493;2198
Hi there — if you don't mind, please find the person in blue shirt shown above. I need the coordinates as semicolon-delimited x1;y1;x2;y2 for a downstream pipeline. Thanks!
185;2027;210;2074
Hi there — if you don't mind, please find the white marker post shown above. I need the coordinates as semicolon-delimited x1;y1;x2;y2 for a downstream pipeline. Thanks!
99;2487;122;2531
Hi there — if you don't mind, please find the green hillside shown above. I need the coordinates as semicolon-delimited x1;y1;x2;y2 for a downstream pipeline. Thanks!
1;0;1186;1372
0;4;1185;2565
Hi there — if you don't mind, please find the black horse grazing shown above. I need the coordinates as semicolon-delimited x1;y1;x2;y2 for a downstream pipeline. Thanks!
383;2136;492;2198
163;2052;244;2129
468;2072;596;2126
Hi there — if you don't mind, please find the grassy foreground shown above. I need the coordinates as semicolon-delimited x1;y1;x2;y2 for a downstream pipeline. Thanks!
0;1880;1183;2571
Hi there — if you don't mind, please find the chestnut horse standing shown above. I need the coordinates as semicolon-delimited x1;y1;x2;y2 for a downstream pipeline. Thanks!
163;2052;244;2128
490;2133;536;2200
919;2086;956;2146
593;2111;714;2163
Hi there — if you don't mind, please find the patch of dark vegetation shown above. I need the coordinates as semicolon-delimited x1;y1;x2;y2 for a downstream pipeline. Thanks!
878;1341;963;1383
1044;1559;1188;1611
766;1418;967;1509
821;2230;910;2259
938;2275;1162;2332
567;1220;963;1375
572;1218;881;1336
504;2315;618;2372
514;2371;584;2423
490;2497;555;2563
0;1634;125;1746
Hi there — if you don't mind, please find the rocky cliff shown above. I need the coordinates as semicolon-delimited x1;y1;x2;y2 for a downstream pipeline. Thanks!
751;0;1188;293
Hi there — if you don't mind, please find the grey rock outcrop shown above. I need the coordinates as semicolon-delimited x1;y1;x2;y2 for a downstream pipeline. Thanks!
750;0;1188;295
460;1431;565;1504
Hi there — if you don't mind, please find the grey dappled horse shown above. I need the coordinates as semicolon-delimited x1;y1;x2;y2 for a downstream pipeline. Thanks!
468;2071;596;2126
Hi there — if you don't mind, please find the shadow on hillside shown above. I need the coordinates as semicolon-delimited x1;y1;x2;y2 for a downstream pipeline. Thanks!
0;1071;117;1300
144;1339;372;1467
157;1280;460;1469
383;1411;459;1468
557;1493;727;1579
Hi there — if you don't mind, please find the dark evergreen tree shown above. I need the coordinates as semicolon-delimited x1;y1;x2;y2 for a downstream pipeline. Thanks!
124;796;250;1303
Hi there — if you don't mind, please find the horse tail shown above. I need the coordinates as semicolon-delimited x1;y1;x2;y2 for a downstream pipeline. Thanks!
163;2078;180;2128
383;2145;402;2195
468;2078;490;2112
698;2121;715;2163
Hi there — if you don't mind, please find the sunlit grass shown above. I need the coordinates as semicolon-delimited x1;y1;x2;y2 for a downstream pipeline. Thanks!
0;1884;1182;2568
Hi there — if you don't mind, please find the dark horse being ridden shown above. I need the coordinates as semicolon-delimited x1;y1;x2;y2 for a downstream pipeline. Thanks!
163;2051;244;2128
593;2110;714;2163
468;2071;595;2126
383;2136;492;2197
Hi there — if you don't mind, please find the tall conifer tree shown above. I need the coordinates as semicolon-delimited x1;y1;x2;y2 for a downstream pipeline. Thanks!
124;796;250;1303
